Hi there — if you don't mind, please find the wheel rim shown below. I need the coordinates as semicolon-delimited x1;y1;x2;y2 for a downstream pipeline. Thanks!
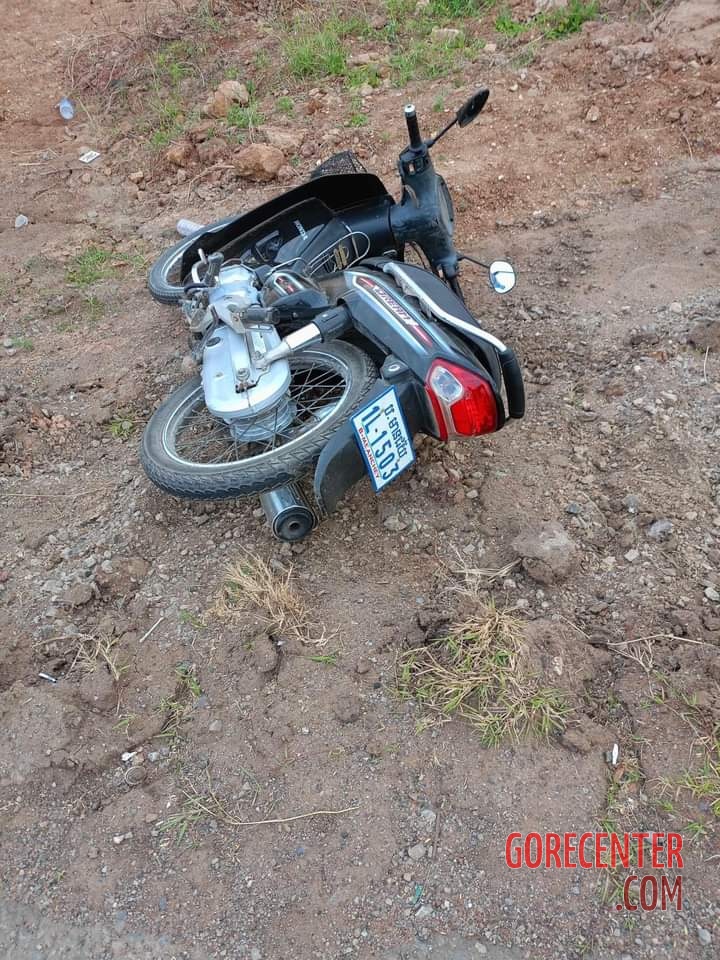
161;351;352;469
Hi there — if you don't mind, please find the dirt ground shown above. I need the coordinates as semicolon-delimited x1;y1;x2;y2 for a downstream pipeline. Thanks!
1;1;719;958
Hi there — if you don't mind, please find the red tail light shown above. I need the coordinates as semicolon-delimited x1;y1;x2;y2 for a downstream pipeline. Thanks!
424;360;498;440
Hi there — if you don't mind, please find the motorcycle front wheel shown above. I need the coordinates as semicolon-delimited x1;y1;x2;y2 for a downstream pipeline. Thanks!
140;342;377;499
147;215;237;305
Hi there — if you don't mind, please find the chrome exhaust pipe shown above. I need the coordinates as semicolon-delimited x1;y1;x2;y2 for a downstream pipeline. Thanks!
259;484;316;542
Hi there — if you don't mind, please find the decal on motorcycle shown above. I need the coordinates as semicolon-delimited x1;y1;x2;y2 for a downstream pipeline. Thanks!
353;275;433;345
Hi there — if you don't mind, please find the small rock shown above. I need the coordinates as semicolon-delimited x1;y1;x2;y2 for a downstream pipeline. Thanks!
669;300;683;314
333;688;361;724
14;214;29;229
512;521;577;585
204;80;250;119
585;105;600;123
234;144;285;182
251;633;279;674
697;927;712;946
431;27;462;42
384;513;409;532
484;42;497;53
165;141;197;168
263;126;304;155
62;582;94;607
209;718;223;733
127;170;144;184
415;905;434;920
407;842;426;861
197;137;231;166
647;519;673;541
250;950;262;960
624;549;640;563
704;586;720;603
420;808;436;826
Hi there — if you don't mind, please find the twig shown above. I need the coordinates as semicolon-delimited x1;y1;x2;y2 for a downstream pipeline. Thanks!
703;347;710;384
139;616;165;644
681;131;694;160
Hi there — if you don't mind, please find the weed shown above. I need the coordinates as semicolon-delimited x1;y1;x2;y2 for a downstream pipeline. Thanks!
66;246;144;286
495;1;599;41
347;64;382;89
396;603;569;744
157;663;202;741
218;553;328;646
108;414;135;441
678;729;720;818
74;634;127;683
283;12;364;79
276;95;295;117
154;40;197;86
114;713;137;736
348;111;369;127
433;94;446;112
226;102;265;131
179;610;205;629
10;336;33;351
309;652;339;666
254;50;271;70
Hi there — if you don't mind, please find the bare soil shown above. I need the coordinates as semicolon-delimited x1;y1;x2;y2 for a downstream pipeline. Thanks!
1;1;719;959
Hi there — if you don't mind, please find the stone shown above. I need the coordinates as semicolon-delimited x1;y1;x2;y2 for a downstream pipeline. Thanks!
203;80;250;119
512;521;577;585
687;319;720;352
420;808;436;825
333;689;361;724
431;27;462;42
697;927;712;946
165;141;197;167
624;549;640;563
94;556;150;598
209;719;223;733
384;513;409;533
647;519;673;541
127;170;144;184
704;586;720;603
196;137;231;165
669;301;683;314
408;842;426;861
234;144;284;182
62;582;94;607
263;126;304;155
186;119;216;143
251;633;279;674
585;105;600;123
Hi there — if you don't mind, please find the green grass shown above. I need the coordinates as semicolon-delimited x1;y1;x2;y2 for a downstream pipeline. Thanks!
390;35;480;85
154;40;197;86
66;246;146;286
347;111;369;127
309;652;339;665
276;95;295;116
495;0;599;40
179;610;205;629
108;414;136;441
347;64;382;89
397;604;569;745
9;336;33;351
283;12;366;79
226;102;265;130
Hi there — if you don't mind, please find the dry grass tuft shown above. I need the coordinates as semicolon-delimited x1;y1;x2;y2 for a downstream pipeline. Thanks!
72;633;128;683
445;552;522;600
216;553;327;646
397;603;569;745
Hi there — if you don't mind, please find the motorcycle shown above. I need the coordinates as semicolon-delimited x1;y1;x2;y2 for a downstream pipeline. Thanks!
141;88;525;541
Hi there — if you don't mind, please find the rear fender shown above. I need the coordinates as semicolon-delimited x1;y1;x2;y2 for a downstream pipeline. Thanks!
313;376;428;516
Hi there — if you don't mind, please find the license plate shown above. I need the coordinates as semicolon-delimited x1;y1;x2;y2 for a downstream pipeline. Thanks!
351;386;415;492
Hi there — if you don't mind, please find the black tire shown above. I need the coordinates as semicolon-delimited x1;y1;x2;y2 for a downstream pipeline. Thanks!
140;342;377;499
147;215;237;305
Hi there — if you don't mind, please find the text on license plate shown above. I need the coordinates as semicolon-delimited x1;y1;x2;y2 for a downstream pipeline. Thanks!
351;387;415;492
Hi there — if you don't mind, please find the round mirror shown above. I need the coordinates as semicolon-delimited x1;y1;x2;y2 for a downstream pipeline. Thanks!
488;260;516;294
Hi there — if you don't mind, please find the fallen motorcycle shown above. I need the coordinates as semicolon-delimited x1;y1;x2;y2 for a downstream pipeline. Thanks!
141;88;525;541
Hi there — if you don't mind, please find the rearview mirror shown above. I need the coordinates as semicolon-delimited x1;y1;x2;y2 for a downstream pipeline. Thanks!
488;260;516;294
457;88;489;128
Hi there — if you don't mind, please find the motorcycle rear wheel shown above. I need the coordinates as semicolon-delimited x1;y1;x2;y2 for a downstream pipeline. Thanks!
140;342;377;499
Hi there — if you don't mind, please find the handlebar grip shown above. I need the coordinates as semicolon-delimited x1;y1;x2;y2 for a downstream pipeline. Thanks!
404;105;423;149
313;304;352;342
499;349;525;420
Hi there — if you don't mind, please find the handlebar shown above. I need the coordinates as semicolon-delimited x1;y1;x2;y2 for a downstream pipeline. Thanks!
404;104;423;150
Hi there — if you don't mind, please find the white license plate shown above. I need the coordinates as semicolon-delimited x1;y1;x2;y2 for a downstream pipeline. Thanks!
351;386;415;492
